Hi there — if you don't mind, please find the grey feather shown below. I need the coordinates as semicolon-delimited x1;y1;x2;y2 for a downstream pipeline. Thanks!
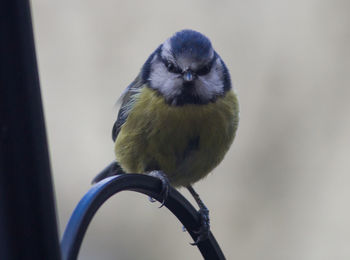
112;74;144;141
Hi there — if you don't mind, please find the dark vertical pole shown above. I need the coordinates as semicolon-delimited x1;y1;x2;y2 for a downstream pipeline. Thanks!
0;0;61;259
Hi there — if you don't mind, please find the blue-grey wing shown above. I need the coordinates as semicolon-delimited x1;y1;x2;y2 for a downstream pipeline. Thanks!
112;74;144;141
112;45;161;141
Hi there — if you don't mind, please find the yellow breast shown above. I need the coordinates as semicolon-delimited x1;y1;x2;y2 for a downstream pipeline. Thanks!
115;87;239;187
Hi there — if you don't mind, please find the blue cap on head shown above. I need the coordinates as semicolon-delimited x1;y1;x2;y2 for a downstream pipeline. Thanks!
170;30;213;60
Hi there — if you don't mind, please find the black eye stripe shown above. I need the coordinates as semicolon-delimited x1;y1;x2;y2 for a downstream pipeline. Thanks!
160;57;181;74
159;54;217;75
195;56;217;76
196;65;211;75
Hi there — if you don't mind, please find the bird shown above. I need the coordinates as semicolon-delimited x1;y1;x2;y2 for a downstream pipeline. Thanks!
92;29;239;244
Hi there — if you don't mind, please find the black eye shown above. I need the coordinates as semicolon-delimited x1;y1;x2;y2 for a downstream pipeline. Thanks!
196;65;211;76
167;63;175;72
165;61;181;74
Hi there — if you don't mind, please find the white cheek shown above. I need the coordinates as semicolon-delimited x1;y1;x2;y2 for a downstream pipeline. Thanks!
195;61;224;100
149;61;182;99
149;56;226;103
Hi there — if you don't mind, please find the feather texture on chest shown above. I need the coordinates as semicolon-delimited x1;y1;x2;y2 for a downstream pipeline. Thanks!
115;87;239;187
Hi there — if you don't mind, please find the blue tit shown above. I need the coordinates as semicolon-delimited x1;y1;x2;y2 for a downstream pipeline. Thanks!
93;29;239;243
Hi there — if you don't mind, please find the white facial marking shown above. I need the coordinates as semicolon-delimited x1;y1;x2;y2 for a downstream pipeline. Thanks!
149;55;183;100
161;39;176;64
194;59;224;100
149;44;226;104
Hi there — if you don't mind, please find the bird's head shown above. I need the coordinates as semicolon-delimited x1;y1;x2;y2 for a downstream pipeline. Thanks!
142;29;231;106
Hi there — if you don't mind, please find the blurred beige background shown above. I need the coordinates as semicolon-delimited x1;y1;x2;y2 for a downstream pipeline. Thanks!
31;0;350;259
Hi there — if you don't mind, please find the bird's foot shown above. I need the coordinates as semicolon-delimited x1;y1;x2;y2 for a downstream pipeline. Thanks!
186;185;210;245
190;207;210;245
148;170;170;207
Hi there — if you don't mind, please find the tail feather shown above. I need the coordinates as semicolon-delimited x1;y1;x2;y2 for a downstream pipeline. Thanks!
91;161;125;184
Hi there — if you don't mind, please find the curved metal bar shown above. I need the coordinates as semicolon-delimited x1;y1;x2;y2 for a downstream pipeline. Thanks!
61;174;225;260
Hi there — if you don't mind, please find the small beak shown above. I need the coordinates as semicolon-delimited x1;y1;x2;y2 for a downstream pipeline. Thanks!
183;70;194;82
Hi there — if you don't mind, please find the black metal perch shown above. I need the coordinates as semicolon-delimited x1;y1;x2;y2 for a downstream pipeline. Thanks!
61;174;226;260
